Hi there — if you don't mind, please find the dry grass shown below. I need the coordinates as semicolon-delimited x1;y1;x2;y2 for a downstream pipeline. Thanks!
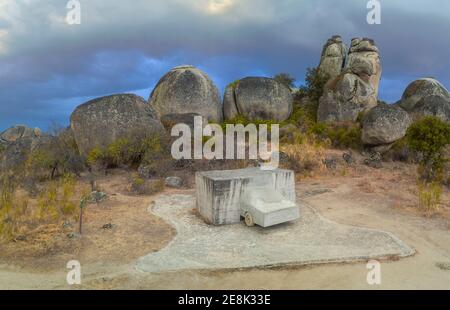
417;181;443;216
0;174;89;242
280;137;326;178
0;171;175;270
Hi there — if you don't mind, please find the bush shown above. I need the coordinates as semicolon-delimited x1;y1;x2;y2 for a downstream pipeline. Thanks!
273;73;296;89
25;127;84;181
295;67;329;104
87;133;168;170
280;137;326;176
407;116;450;181
308;122;362;150
282;100;317;131
129;177;165;196
417;181;443;215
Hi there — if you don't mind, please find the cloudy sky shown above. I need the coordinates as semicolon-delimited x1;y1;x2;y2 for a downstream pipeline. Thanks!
0;0;449;131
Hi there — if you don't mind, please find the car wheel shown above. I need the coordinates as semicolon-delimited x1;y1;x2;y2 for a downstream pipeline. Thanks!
244;212;255;227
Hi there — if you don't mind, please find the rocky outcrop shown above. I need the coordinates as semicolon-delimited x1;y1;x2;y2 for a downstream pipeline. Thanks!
317;38;381;123
0;125;41;144
223;77;293;122
318;35;347;81
397;78;450;122
362;104;412;146
317;73;377;123
346;38;382;97
149;65;223;122
70;94;164;157
0;125;45;172
0;133;53;173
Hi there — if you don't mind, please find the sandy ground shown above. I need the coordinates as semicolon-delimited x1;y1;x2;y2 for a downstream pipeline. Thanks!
0;161;449;290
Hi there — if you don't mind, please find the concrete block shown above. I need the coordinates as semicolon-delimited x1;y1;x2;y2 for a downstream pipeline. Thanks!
195;168;296;225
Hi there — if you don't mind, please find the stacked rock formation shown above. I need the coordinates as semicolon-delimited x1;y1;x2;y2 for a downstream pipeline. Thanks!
317;35;347;81
317;37;382;123
0;125;48;173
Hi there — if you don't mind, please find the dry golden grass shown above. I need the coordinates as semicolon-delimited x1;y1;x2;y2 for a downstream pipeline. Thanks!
417;181;443;216
280;137;326;178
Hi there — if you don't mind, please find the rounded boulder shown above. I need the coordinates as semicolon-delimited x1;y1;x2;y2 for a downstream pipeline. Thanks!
149;65;223;122
362;104;412;145
399;78;450;111
232;77;293;122
70;94;164;157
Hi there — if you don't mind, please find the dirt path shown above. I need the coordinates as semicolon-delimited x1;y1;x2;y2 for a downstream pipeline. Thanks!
1;167;449;290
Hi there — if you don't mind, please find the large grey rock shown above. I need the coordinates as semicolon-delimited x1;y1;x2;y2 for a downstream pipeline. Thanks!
346;38;382;97
318;35;347;81
362;104;412;145
317;37;381;123
160;113;208;132
149;65;223;122
223;84;239;121
411;95;450;122
318;73;377;123
399;78;450;111
225;77;293;122
70;94;164;157
0;125;41;144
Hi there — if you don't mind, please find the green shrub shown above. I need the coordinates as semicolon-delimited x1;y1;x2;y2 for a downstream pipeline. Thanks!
87;133;167;169
273;73;296;89
282;101;317;130
295;67;330;103
407;116;450;181
87;147;105;167
308;122;362;150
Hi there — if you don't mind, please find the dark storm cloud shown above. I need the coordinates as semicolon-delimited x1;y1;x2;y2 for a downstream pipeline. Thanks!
0;0;449;130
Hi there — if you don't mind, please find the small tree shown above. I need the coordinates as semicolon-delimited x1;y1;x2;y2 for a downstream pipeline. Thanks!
295;67;330;103
407;116;450;181
273;73;296;89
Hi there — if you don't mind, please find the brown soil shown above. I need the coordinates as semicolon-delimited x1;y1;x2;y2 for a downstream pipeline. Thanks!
0;170;175;271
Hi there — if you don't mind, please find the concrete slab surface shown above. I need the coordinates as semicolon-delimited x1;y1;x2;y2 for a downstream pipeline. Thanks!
136;194;415;273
